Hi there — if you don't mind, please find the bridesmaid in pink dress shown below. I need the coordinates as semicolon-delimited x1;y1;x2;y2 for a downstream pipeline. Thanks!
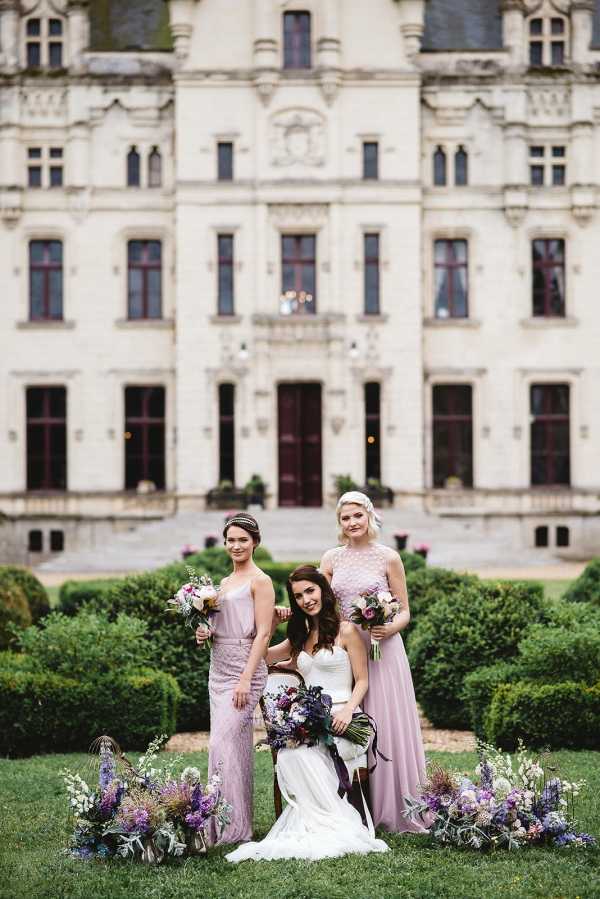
196;513;275;845
321;492;427;834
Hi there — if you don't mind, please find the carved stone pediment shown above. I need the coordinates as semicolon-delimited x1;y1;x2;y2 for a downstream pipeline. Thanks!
270;108;326;168
268;203;329;228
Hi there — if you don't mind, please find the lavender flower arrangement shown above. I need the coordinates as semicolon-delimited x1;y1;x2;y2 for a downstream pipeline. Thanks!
404;742;596;851
61;735;232;864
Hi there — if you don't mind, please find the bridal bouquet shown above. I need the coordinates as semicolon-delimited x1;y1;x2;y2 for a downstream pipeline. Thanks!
62;735;232;864
349;590;401;660
404;742;596;852
261;684;373;793
167;566;220;647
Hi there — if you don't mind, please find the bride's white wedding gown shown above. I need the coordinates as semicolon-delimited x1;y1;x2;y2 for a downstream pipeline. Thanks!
226;644;389;863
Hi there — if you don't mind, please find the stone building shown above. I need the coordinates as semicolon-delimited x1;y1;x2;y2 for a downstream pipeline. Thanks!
1;0;600;563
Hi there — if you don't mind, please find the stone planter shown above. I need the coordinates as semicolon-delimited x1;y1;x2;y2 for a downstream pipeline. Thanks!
394;533;409;551
206;488;247;510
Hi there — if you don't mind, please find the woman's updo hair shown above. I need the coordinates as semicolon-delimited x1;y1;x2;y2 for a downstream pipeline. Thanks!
336;490;381;544
222;512;261;546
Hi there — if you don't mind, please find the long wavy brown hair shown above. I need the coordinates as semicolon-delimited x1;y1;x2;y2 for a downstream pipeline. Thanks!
286;565;341;657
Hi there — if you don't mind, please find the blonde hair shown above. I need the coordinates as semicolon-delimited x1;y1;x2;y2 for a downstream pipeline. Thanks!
336;491;382;544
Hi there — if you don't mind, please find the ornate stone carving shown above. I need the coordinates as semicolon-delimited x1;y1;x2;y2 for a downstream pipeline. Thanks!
20;88;68;124
527;87;570;122
270;109;326;168
0;187;22;227
571;185;595;225
268;203;329;228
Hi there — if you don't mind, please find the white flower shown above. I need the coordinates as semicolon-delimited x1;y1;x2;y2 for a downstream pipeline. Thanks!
492;776;512;797
180;766;201;785
354;597;367;610
377;591;393;604
461;789;476;803
199;585;217;600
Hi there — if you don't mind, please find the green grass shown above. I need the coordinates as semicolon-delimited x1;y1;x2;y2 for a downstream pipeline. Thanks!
1;750;598;899
45;586;59;608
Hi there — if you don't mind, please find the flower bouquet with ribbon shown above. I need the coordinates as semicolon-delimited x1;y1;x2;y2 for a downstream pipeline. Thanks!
349;590;401;660
167;566;220;648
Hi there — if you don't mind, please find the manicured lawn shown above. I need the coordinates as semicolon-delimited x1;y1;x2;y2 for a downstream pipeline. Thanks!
1;750;598;899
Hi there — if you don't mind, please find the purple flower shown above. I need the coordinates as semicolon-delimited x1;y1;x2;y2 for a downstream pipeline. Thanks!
185;810;206;831
364;608;376;620
534;778;561;818
98;741;116;792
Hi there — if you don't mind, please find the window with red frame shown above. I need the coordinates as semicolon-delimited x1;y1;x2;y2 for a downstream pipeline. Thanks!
432;385;473;488
26;386;67;490
434;239;468;318
281;234;316;314
532;239;565;317
29;240;63;320
283;11;311;68
127;240;162;319
530;384;570;486
124;386;166;490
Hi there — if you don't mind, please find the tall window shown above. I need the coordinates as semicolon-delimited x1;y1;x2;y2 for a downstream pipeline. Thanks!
124;387;166;490
529;14;567;66
283;11;311;69
148;148;162;188
365;383;381;482
529;145;566;187
281;235;316;315
217;142;233;181
219;384;235;484
25;17;63;69
127;241;162;320
454;146;468;186
127;147;141;187
432;385;473;488
530;384;570;486
27;147;63;188
532;239;565;317
29;240;63;321
362;142;379;180
217;234;234;316
433;146;447;186
26;387;67;490
364;233;380;315
434;239;468;319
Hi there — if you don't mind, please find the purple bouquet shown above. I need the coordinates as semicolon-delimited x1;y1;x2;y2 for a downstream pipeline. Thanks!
349;590;401;660
404;742;596;851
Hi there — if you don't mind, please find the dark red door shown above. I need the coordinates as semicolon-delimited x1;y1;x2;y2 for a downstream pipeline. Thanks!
278;384;322;506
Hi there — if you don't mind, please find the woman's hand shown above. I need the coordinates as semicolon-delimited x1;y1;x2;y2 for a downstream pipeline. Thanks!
232;677;251;710
332;704;353;735
195;625;211;645
370;622;396;641
271;605;291;632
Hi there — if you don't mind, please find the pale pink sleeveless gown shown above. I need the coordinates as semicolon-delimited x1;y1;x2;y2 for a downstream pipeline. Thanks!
206;580;267;845
331;543;427;833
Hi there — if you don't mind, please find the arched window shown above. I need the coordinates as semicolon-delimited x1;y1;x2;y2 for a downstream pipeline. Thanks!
433;146;447;186
528;10;568;66
454;146;468;186
127;147;141;187
148;147;162;188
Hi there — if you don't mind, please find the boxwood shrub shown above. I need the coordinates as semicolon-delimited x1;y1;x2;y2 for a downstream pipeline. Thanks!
462;661;523;739
0;567;49;622
563;558;600;605
58;578;122;616
405;566;478;627
486;681;600;751
0;581;31;650
0;666;180;757
517;625;600;686
407;580;545;729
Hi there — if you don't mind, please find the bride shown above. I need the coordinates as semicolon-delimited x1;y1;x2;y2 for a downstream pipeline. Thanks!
226;565;389;863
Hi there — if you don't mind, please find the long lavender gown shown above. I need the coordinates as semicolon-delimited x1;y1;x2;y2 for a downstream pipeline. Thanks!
206;580;267;845
331;542;427;834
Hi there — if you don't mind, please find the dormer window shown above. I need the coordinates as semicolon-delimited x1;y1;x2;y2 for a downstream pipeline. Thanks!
25;16;64;69
528;12;567;66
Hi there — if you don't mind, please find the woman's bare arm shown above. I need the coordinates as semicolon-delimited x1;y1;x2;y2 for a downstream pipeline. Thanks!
232;574;275;710
332;622;369;734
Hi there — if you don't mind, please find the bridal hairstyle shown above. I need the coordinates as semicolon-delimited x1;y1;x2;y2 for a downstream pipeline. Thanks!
286;565;340;657
222;512;261;547
336;490;382;544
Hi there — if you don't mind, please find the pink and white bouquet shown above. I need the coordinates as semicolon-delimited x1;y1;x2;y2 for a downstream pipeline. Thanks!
167;566;220;647
349;590;401;660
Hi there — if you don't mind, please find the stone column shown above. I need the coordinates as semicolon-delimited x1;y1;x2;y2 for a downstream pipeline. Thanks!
1;125;21;187
67;0;90;73
501;1;525;68
399;0;425;64
0;1;19;73
318;0;341;103
571;1;595;65
570;121;593;185
504;122;527;186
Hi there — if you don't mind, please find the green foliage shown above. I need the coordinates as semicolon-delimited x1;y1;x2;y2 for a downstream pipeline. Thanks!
406;566;477;625
407;580;545;729
563;558;600;605
0;567;49;622
399;550;427;574
487;681;600;751
0;650;28;671
253;545;273;563
17;611;150;679
334;474;359;495
58;577;121;616
517;625;600;686
0;666;180;757
0;581;31;650
462;662;523;738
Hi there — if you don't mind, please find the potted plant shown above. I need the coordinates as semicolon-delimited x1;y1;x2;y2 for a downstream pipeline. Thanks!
444;475;463;490
414;543;430;560
204;535;218;549
244;474;266;508
334;474;359;497
393;531;409;551
206;480;247;510
364;478;394;507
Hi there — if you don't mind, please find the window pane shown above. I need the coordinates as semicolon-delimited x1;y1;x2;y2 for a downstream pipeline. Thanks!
125;387;142;417
49;241;62;263
434;267;449;318
218;235;233;260
28;166;42;188
30;241;45;264
451;267;468;317
49;424;66;456
433;147;446;186
147;240;162;263
49;388;66;418
552;146;565;158
218;264;234;315
551;18;565;35
301;263;316;297
26;388;45;418
49;166;63;187
50;147;63;159
50;530;64;552
49;19;63;36
363;142;379;179
217;142;233;181
551;42;564;65
147;269;162;318
300;235;315;259
27;43;41;67
283;11;311;68
128;270;143;318
529;18;543;36
552;165;565;186
147;387;165;417
26;18;41;36
453;240;467;263
530;146;545;158
127;148;140;186
529;42;543;65
29;530;44;552
148;148;162;187
147;424;164;454
28;147;42;159
30;271;45;319
49;270;63;318
128;240;142;263
530;165;544;186
49;42;63;68
454;147;468;186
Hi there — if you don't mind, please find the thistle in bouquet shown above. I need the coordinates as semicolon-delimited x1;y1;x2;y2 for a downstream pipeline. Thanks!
349;590;401;660
167;565;220;647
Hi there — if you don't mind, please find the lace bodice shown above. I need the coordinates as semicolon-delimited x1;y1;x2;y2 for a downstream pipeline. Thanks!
297;646;353;704
330;543;390;620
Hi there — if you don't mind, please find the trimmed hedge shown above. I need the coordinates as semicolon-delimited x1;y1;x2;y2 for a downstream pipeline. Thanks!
462;661;522;739
0;567;49;622
563;558;600;605
0;666;180;757
406;566;478;627
399;550;426;574
407;580;545;729
486;681;600;751
58;578;122;616
0;582;31;650
517;625;600;686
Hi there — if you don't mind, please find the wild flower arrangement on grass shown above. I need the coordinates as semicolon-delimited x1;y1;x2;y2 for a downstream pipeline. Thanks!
167;567;220;647
262;684;378;793
404;742;596;851
61;735;232;864
349;590;401;660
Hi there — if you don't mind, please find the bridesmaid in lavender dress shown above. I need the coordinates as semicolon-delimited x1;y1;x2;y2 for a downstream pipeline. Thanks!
321;491;427;834
196;513;275;845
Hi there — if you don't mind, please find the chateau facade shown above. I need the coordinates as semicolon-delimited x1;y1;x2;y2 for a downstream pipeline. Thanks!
1;0;600;562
